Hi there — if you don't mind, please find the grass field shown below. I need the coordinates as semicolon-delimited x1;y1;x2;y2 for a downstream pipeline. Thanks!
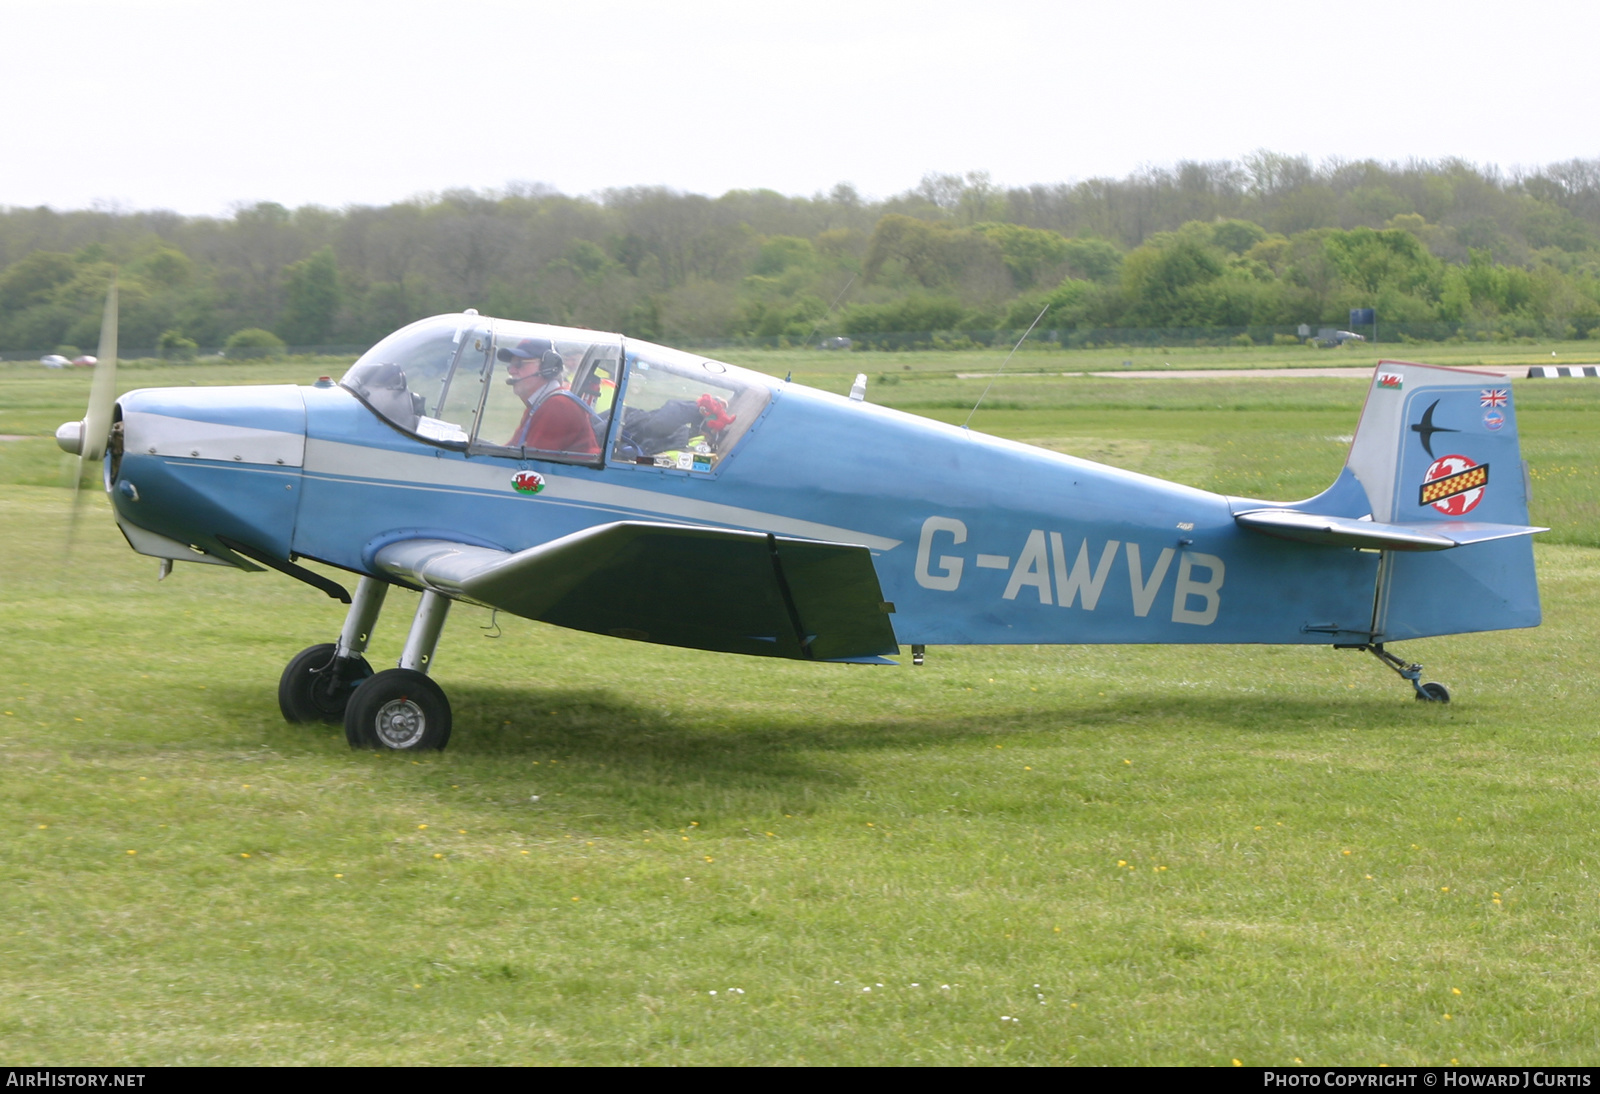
3;345;1599;1064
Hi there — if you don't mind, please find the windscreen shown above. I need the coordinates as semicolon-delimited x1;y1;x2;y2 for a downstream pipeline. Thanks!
341;314;486;442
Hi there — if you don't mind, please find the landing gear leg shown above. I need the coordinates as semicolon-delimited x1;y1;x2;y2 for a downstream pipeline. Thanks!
278;577;390;724
397;590;450;675
345;590;454;751
336;575;390;664
1339;643;1450;703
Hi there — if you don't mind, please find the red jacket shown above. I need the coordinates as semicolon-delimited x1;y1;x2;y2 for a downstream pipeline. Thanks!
510;390;599;454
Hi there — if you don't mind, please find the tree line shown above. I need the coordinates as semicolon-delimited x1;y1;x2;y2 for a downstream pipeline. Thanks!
4;153;1600;355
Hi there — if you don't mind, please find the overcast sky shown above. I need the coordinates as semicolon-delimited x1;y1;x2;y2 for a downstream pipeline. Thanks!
4;0;1596;216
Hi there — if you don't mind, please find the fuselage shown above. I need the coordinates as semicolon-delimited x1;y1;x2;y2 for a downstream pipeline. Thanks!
108;369;1383;648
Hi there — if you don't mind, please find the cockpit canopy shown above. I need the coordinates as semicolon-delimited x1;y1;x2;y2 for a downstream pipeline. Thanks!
341;313;773;471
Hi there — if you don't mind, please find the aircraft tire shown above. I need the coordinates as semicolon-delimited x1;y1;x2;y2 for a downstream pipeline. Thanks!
278;643;374;724
344;669;452;752
1415;682;1451;703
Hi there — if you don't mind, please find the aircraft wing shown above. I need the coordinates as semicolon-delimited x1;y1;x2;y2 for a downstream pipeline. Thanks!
373;521;900;662
1234;508;1547;551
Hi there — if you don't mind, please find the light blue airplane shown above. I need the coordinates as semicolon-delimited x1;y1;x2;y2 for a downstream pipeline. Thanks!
57;298;1545;752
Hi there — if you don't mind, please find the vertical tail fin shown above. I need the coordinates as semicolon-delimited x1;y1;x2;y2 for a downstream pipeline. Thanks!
1346;362;1528;526
1346;362;1540;638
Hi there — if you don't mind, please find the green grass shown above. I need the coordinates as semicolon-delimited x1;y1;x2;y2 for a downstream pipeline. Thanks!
3;351;1600;1063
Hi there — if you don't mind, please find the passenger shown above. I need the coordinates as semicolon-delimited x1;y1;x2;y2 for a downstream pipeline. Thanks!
501;338;600;454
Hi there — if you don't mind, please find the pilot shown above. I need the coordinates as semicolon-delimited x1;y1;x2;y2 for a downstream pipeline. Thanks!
502;338;600;455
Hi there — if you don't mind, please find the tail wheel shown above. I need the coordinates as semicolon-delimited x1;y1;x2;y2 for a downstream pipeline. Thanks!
278;643;374;724
1415;682;1451;703
344;669;452;751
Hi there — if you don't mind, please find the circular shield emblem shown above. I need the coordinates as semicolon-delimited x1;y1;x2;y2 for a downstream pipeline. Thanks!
1423;455;1484;516
511;470;545;495
1483;409;1505;431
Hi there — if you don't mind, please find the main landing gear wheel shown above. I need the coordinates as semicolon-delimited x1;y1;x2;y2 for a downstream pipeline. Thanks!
344;669;452;752
278;643;374;724
1415;682;1451;703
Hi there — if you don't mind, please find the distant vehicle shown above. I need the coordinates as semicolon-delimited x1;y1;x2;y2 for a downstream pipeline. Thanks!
821;336;853;350
1317;329;1366;347
71;355;98;368
40;354;69;368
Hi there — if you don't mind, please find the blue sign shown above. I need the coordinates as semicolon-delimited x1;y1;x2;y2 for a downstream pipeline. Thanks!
1351;308;1376;326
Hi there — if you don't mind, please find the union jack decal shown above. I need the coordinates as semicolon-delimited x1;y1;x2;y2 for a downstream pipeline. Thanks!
1480;388;1508;408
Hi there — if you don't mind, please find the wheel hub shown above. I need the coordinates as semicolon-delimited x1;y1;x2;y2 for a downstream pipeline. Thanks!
373;696;427;749
309;666;347;715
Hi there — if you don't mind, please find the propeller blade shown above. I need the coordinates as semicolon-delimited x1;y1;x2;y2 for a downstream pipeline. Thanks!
62;452;87;567
80;275;118;463
60;275;119;572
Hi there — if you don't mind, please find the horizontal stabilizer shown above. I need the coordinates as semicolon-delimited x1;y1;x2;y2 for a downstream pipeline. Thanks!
374;521;899;662
1235;508;1547;552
